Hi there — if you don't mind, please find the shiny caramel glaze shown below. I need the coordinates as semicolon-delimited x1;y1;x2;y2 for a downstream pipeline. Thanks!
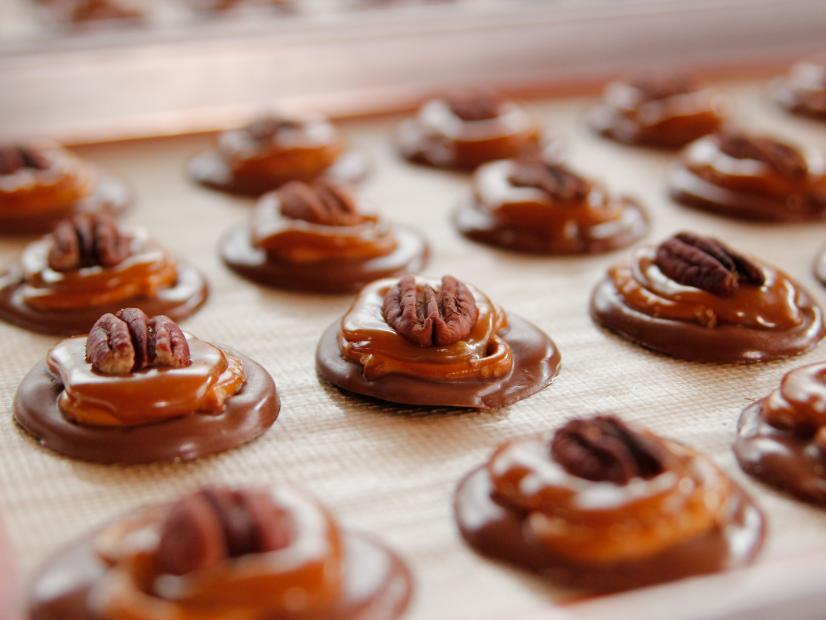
670;132;826;221
454;158;649;254
590;74;724;148
455;421;765;591
0;141;129;234
735;362;826;505
338;277;513;382
27;486;412;620
591;245;824;362
188;115;369;197
774;60;826;119
47;334;245;427
397;92;541;170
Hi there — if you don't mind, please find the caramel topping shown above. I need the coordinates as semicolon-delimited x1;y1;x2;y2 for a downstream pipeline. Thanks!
19;228;179;311
250;185;397;264
339;277;513;382
610;246;803;329
488;421;732;566
763;362;826;432
93;486;343;620
48;334;245;427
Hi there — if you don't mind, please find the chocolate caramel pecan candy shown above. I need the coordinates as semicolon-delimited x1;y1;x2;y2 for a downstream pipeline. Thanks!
47;214;131;272
509;161;591;203
718;132;808;178
0;144;50;175
278;180;362;226
551;415;665;484
382;276;479;347
86;308;190;375
158;487;289;576
655;232;764;297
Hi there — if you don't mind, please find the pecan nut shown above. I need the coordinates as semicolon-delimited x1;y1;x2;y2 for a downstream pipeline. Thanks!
0;144;50;175
550;415;665;484
628;73;699;101
718;131;808;178
47;214;131;273
243;116;303;142
382;275;479;347
445;91;504;122
157;487;289;576
655;232;764;297
86;308;191;375
509;161;591;203
278;180;362;226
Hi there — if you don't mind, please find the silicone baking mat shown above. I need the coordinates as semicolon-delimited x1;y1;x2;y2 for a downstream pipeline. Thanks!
2;78;826;620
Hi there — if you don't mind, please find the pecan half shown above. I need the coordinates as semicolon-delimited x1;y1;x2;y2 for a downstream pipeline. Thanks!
277;180;362;226
718;131;808;178
382;275;479;347
551;415;665;484
655;232;764;297
47;214;131;273
509;161;591;203
628;73;699;101
86;309;191;375
445;91;504;121
243;116;304;142
0;144;50;175
157;487;290;576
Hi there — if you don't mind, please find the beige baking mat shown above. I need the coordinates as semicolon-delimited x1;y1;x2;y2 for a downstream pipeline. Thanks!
2;80;826;620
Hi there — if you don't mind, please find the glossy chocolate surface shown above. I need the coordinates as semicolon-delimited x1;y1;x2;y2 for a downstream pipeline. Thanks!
590;75;724;149
220;223;429;293
454;159;649;254
0;174;129;236
454;451;764;591
0;261;208;336
14;350;279;464
317;313;560;410
590;247;824;363
188;147;369;197
28;507;410;620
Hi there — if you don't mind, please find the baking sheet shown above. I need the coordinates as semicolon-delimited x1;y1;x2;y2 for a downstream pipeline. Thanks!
2;79;826;620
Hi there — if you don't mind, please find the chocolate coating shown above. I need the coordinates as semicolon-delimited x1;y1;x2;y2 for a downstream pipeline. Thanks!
735;400;826;505
0;261;208;336
454;460;764;592
590;275;824;363
27;523;410;620
0;175;129;236
220;223;429;294
316;313;560;410
13;351;279;465
187;149;369;198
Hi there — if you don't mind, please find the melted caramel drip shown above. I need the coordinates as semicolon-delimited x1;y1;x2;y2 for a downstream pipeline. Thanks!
488;432;732;566
764;362;826;431
92;486;343;619
250;192;398;264
48;335;246;427
19;230;179;311
609;247;803;329
338;277;514;382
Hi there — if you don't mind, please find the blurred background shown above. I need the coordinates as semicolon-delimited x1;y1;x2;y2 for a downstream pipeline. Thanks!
1;0;825;142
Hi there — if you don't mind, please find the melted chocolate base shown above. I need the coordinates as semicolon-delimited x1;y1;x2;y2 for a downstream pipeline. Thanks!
219;224;429;294
396;119;541;171
0;262;208;336
453;196;649;255
590;276;825;363
669;167;826;222
27;525;411;620
589;105;720;149
13;351;279;465
734;401;826;505
454;463;764;592
0;175;130;236
316;314;561;410
187;150;370;197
